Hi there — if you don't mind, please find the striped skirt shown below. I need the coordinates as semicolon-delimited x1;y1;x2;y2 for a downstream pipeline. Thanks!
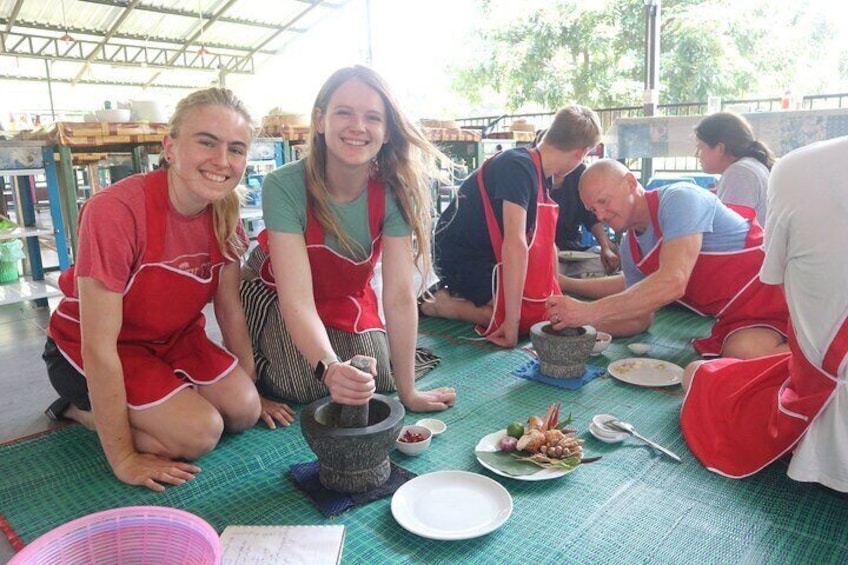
240;249;439;404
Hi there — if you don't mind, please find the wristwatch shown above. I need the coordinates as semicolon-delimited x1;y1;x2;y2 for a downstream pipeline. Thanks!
314;355;339;384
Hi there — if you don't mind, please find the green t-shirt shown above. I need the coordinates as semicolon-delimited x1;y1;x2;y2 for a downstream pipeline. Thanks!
261;160;411;258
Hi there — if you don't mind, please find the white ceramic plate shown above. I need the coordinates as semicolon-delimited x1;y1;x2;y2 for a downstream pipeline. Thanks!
391;470;512;540
558;250;598;262
607;358;684;387
475;430;573;481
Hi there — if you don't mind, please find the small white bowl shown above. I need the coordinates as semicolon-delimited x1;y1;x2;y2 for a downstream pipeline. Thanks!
592;331;612;355
415;418;447;436
627;343;650;356
589;414;629;443
396;424;432;456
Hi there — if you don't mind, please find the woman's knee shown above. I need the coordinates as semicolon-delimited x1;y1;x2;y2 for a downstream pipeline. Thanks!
202;369;262;433
158;408;225;460
221;383;261;433
142;400;224;460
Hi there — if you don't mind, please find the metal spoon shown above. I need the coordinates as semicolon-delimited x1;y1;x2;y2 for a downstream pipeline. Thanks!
606;419;682;463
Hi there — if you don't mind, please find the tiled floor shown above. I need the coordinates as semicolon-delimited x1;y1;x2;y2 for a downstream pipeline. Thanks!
0;296;222;561
0;299;60;444
0;298;61;562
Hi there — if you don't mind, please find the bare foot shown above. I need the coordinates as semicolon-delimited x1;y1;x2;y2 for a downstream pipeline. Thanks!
65;405;97;431
419;289;493;325
419;288;451;318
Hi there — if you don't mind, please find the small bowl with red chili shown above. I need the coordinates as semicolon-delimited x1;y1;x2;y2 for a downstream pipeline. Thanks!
395;424;432;456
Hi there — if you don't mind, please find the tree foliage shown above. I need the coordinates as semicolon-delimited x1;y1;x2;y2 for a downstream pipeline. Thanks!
451;0;848;112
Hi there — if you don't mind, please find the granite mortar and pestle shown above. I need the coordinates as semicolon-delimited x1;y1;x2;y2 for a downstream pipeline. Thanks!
300;356;406;493
529;322;597;379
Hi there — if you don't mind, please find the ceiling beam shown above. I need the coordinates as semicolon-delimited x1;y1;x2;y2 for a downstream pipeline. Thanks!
0;31;255;73
72;0;142;84
144;0;241;88
247;0;325;60
0;0;25;55
77;0;335;30
0;72;199;90
3;0;25;35
0;19;278;55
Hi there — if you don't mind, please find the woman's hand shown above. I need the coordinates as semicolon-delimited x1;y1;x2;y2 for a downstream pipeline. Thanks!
259;397;296;429
112;452;201;493
401;387;457;413
324;359;376;405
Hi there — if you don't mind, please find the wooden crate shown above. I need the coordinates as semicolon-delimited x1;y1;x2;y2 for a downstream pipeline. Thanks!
423;128;482;142
16;122;169;148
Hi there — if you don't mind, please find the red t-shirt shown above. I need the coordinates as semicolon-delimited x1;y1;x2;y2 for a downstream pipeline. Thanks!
73;172;245;294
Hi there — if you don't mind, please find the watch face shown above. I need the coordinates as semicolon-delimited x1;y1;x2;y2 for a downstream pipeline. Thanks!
314;361;327;382
314;357;338;383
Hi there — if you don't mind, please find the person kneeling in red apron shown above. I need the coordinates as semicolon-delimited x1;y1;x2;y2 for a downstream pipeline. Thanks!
422;106;603;348
681;136;848;491
240;66;456;414
548;158;789;361
43;88;273;492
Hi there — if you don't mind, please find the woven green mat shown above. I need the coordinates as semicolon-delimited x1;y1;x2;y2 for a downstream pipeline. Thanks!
4;307;848;564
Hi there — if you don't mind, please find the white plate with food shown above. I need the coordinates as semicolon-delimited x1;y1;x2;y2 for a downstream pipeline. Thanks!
391;470;512;540
607;358;684;387
474;430;577;481
558;250;598;262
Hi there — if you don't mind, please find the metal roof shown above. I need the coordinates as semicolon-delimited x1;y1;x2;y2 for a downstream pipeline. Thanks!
0;0;352;90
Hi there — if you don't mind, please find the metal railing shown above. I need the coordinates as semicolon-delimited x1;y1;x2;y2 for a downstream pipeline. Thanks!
455;93;848;178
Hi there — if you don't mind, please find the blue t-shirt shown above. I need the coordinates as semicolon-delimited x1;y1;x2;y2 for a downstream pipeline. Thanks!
621;183;750;286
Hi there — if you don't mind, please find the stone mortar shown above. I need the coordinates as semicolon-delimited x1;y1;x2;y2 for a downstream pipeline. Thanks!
530;322;596;379
301;393;405;493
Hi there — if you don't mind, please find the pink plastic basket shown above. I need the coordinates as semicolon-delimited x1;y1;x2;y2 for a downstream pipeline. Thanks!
9;506;221;565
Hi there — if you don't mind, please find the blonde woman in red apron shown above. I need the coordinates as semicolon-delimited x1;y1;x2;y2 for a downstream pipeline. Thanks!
681;136;848;491
240;66;456;413
424;106;603;347
43;89;265;492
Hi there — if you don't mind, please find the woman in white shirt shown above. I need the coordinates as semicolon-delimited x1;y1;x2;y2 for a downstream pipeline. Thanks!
695;111;775;225
681;136;848;493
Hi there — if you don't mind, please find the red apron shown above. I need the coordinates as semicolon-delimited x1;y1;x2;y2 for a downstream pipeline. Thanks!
49;169;236;408
681;317;844;477
630;190;788;355
258;179;385;334
475;148;562;336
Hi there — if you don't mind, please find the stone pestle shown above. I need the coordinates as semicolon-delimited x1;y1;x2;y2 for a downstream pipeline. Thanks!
335;356;371;428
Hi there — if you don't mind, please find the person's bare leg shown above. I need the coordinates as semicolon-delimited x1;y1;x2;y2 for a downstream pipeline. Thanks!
129;388;224;461
419;289;493;326
196;367;261;432
64;405;96;430
722;327;789;360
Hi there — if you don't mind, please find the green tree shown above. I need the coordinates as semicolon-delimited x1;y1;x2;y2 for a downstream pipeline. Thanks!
451;0;847;111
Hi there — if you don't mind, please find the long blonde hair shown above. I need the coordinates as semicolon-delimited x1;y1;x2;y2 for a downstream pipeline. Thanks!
304;65;450;289
165;87;254;261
